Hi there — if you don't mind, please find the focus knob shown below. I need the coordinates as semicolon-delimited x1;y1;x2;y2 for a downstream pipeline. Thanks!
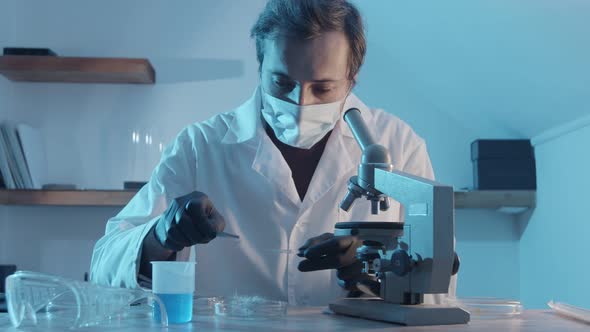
391;249;412;277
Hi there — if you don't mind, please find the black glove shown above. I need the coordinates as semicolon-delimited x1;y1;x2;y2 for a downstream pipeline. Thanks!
297;233;359;271
298;233;375;293
154;191;226;251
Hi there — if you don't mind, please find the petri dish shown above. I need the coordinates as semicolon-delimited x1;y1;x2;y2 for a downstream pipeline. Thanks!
548;300;590;324
445;297;523;319
213;296;287;320
193;296;223;317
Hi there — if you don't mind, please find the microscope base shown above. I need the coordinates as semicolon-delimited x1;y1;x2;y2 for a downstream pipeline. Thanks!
329;298;470;326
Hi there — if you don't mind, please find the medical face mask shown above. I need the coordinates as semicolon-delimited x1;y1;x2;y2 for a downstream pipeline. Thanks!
261;91;347;149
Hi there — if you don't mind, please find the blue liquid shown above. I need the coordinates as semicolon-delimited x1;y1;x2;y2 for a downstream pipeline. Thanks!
153;293;193;324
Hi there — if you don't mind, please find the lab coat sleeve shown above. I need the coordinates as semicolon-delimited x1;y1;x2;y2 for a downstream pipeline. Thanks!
90;127;198;288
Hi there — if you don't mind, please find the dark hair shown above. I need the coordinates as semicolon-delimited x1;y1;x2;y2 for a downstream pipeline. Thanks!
251;0;366;81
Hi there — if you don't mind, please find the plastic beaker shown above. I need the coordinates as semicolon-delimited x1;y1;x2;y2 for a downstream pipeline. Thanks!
151;261;196;324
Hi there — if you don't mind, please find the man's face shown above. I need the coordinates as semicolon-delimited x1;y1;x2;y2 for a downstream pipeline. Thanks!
260;31;352;106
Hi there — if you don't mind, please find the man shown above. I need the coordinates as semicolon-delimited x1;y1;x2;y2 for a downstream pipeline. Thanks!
91;0;454;306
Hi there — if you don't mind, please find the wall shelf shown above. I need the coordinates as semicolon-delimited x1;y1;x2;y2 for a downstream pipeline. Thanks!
0;189;138;207
454;190;536;210
0;189;536;209
0;55;155;84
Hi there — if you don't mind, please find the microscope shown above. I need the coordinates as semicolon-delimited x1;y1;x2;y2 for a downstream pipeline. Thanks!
329;108;470;326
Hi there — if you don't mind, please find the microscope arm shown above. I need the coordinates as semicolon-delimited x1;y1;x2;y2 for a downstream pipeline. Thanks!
340;108;394;213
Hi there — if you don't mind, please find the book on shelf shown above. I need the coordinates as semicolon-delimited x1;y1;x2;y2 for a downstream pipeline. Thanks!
0;122;47;189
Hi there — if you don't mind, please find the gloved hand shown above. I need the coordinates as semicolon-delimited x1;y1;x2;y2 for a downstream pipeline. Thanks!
153;191;226;251
298;233;372;293
297;233;359;270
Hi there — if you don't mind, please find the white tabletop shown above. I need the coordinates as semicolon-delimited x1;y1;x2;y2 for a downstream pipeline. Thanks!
1;307;588;331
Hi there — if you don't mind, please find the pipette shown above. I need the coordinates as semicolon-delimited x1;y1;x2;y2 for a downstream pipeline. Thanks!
217;231;240;239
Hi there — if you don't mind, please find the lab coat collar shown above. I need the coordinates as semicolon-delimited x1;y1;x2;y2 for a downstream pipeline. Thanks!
296;93;374;214
221;86;374;144
220;87;264;145
222;86;374;211
297;118;357;214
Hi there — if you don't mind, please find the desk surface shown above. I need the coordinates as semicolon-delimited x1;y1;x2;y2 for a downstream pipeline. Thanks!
0;307;588;331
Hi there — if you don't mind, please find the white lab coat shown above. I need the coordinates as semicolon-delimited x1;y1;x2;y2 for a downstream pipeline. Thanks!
90;87;455;306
